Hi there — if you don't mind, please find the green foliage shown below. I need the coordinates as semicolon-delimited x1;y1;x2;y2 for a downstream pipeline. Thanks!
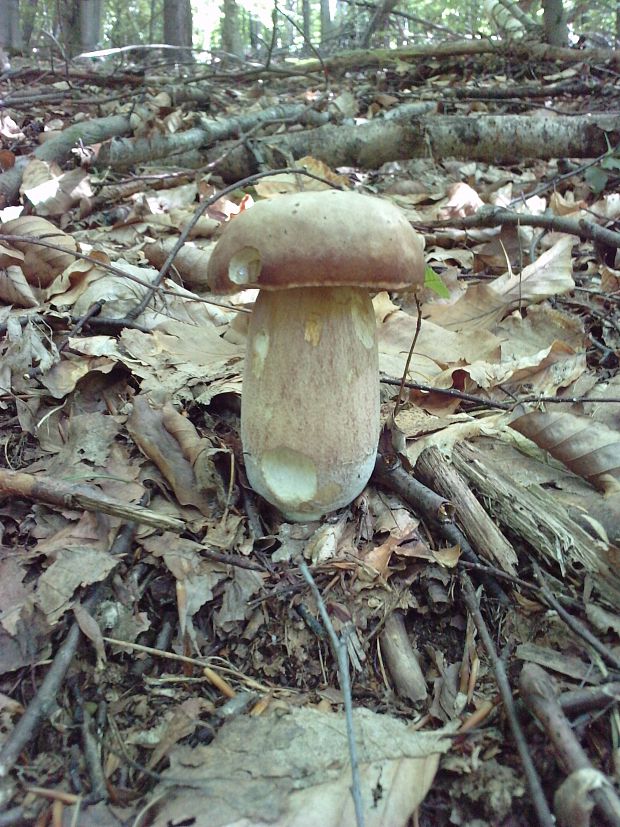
424;266;450;299
17;0;620;60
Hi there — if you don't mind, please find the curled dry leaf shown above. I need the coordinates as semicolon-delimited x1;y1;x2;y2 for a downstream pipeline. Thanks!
127;394;220;516
1;215;78;287
509;406;620;495
554;767;610;827
0;265;39;307
21;159;92;217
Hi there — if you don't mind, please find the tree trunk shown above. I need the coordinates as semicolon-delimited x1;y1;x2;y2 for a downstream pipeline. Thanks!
80;0;102;50
0;0;22;49
22;0;38;46
543;0;568;46
302;0;311;49
360;0;398;48
58;0;81;56
320;0;331;46
163;0;193;63
221;0;244;58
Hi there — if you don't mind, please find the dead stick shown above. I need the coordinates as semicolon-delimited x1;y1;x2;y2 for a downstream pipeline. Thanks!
533;562;620;671
373;453;509;606
296;554;365;827
520;663;620;827
459;573;555;827
0;468;183;532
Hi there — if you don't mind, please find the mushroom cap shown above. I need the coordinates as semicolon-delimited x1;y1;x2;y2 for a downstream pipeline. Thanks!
207;189;425;294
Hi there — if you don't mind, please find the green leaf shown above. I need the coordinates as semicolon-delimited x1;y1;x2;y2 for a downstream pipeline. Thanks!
601;155;620;171
424;266;450;298
585;165;609;194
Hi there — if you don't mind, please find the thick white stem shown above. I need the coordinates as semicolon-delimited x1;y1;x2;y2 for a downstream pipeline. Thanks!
241;287;379;521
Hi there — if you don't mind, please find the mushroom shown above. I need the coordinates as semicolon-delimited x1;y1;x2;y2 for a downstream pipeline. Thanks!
207;189;425;521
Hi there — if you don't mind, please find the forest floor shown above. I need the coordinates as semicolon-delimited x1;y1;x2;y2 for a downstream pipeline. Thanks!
0;39;619;827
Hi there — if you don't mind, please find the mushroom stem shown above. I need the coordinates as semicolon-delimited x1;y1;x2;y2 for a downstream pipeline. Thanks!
242;286;379;521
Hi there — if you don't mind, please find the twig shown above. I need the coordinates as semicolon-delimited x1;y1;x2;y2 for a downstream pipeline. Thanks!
520;663;620;827
372;452;510;606
560;682;620;716
393;294;422;418
437;204;620;252
295;554;365;827
460;573;555;827
533;562;620;672
381;375;620;409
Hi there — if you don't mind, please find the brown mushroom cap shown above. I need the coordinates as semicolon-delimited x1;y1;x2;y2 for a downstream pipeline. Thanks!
207;189;425;294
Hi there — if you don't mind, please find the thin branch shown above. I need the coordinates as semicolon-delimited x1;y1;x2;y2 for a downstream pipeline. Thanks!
296;554;365;827
460;573;555;827
533;562;620;672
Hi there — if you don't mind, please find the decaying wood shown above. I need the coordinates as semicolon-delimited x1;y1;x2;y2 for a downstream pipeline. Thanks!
96;103;332;170
286;40;620;74
372;452;510;605
450;442;620;606
207;112;620;182
380;611;427;703
415;445;518;576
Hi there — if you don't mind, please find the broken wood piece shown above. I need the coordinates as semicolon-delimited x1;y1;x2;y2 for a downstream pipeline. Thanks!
451;442;620;607
380;611;427;703
414;445;518;575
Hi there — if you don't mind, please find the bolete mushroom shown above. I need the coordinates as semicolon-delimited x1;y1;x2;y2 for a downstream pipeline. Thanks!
207;189;425;521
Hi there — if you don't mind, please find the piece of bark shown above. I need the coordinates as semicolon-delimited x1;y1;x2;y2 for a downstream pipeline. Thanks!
415;445;518;575
380;611;427;703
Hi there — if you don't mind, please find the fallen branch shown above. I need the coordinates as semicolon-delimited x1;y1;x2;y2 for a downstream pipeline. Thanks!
520;663;620;827
0;468;184;532
0;114;132;205
208;112;620;181
372;451;510;605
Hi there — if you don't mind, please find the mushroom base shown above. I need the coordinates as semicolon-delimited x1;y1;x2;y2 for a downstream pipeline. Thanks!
241;287;380;521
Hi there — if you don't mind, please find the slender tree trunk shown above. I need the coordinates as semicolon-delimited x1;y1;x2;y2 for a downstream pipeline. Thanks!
302;0;311;48
221;0;244;58
360;0;398;48
23;0;39;47
79;0;102;50
163;0;193;62
543;0;568;45
58;0;81;56
320;0;331;46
